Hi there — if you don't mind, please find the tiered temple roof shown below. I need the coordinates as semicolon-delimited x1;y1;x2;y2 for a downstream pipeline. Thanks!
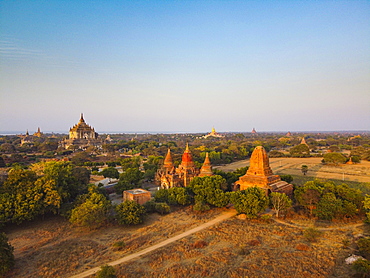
199;152;213;177
235;146;293;195
156;144;212;189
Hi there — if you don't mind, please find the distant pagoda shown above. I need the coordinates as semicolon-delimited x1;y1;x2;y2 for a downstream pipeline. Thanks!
59;113;103;149
203;127;224;138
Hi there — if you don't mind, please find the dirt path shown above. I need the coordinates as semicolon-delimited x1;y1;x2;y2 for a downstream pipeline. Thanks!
69;210;237;278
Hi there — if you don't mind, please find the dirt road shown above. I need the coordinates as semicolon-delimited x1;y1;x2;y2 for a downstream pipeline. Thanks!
69;210;237;278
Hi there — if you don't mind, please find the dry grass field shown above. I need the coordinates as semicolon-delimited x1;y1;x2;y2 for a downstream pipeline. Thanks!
215;157;370;184
113;217;369;278
5;206;369;278
5;207;223;278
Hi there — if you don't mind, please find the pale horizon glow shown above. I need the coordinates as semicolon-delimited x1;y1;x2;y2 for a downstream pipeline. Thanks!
1;1;369;133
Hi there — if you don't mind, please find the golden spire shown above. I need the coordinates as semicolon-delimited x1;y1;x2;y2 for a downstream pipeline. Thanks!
163;148;174;169
79;113;85;123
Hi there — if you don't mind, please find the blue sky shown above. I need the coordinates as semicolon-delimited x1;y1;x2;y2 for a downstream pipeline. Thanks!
1;1;369;133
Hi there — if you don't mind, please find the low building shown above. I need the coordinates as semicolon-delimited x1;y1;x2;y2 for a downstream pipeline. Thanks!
123;188;151;205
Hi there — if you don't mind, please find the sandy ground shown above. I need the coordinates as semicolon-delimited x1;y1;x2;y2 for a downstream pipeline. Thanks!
215;157;370;183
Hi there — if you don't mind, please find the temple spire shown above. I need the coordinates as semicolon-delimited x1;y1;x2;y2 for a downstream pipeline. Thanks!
181;143;194;167
163;148;174;169
199;152;213;177
80;113;85;123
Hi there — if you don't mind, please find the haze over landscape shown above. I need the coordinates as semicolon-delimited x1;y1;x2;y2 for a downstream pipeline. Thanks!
1;1;369;133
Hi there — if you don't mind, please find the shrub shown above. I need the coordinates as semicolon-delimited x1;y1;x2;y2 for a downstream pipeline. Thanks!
247;239;261;246
295;243;310;251
358;237;370;259
193;201;210;212
154;202;171;215
96;264;117;278
0;232;14;277
279;175;293;183
115;200;146;225
351;259;370;276
303;227;322;243
260;214;272;222
189;240;208;249
112;241;125;251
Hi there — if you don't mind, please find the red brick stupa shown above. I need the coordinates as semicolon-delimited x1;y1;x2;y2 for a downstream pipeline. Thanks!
235;146;293;195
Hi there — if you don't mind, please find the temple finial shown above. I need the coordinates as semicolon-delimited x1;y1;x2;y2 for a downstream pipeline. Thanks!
80;113;85;122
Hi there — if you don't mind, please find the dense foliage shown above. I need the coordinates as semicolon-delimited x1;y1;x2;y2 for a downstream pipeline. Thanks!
69;186;111;229
0;232;14;277
115;200;146;225
0;161;90;226
295;180;364;220
229;187;268;217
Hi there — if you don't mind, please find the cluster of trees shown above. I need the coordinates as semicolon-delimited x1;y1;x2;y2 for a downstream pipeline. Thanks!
295;180;364;220
0;161;90;226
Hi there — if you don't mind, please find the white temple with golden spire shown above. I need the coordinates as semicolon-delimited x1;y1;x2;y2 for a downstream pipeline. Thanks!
203;127;224;138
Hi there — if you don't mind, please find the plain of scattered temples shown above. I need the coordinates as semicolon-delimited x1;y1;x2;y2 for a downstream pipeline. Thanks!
155;144;293;196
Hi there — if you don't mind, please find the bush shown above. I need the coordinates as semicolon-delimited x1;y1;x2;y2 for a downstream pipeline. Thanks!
112;241;125;251
358;238;370;259
0;232;14;277
155;202;171;215
69;188;111;230
303;227;322;243
351;259;370;276
115;200;146;225
96;264;117;278
193;201;210;212
279;175;293;183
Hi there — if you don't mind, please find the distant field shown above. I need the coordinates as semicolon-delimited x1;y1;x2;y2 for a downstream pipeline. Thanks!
215;157;370;184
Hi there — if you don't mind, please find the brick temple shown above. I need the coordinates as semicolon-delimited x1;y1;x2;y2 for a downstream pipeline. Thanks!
235;146;293;195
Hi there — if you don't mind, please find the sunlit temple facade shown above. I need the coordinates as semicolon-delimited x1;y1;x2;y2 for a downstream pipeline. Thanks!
156;144;213;189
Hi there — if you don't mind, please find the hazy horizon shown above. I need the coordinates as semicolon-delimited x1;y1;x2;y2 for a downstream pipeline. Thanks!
1;1;369;132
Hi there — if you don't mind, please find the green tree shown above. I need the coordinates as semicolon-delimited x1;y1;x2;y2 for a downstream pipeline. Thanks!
154;202;171;215
188;175;228;208
358;238;370;259
270;192;292;218
313;193;342;221
352;259;370;277
364;195;370;222
229;187;268;217
322;152;347;165
279;174;293;183
115;168;144;194
294;182;322;216
289;144;310;157
0;232;14;277
115;200;146;225
69;186;111;230
301;165;308;175
96;265;117;278
100;167;119;180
